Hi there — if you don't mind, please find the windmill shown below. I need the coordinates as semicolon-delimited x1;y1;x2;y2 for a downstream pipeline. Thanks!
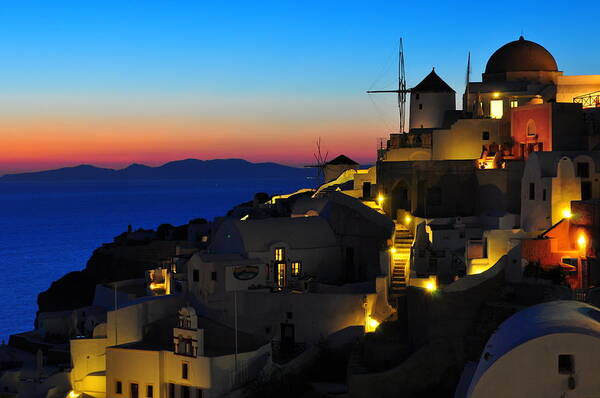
304;137;329;185
367;38;410;134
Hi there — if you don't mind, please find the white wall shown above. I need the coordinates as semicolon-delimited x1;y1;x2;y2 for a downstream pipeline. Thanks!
409;92;455;130
468;333;600;398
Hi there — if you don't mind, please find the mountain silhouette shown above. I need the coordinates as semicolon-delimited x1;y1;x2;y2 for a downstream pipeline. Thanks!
1;159;314;181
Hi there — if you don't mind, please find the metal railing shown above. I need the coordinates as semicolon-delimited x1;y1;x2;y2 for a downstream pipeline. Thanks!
574;91;600;109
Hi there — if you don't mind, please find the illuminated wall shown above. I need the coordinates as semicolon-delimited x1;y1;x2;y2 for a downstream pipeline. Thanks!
511;103;552;155
556;74;600;103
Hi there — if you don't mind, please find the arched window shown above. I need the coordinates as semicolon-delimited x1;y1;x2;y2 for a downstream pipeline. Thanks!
526;119;536;136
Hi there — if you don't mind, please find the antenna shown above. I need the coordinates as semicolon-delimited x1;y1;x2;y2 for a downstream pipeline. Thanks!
465;51;471;112
367;37;410;134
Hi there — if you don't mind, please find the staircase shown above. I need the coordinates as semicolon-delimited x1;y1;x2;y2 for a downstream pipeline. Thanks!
390;223;413;298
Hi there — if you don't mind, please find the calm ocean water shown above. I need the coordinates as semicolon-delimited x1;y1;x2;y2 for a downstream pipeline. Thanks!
0;178;310;341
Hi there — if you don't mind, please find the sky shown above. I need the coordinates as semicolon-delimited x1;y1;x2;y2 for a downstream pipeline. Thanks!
1;1;599;174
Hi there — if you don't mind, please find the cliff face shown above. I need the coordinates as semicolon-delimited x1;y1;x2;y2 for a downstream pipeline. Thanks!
36;240;183;315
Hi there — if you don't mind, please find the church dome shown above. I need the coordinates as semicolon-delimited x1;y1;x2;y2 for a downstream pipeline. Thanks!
485;36;558;74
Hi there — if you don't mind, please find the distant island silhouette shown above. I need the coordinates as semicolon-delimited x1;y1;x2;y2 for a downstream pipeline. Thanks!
0;158;314;181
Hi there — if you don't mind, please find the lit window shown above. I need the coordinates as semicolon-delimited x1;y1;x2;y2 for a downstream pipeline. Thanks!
182;362;189;379
510;100;518;108
291;262;301;277
490;100;503;119
276;262;286;288
274;248;285;261
201;235;208;243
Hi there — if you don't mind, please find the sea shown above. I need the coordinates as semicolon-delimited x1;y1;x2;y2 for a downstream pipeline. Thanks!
0;178;311;341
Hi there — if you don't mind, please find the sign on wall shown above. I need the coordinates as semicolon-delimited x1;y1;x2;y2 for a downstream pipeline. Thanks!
233;265;259;281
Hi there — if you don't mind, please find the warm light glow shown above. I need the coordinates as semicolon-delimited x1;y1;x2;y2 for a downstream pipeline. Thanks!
149;282;165;290
578;233;587;251
490;99;504;119
562;208;573;219
390;247;397;254
240;214;249;221
67;391;81;398
425;280;437;292
377;195;385;205
493;92;501;98
366;317;380;332
404;214;412;224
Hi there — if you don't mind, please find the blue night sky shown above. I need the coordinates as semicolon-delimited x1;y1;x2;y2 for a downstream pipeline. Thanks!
0;1;598;172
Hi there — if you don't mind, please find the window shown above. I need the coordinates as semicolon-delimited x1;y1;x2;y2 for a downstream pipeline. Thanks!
542;189;547;201
400;188;408;201
582;181;592;200
482;131;490;140
577;162;590;178
211;271;217;281
182;362;189;379
146;385;153;398
276;262;286;288
529;183;535;200
510;100;518;108
130;383;139;398
418;103;423;110
291;261;301;277
526;119;536;136
415;93;420;100
274;248;285;261
286;311;293;320
559;354;574;374
116;381;122;394
490;99;503;119
201;235;208;243
169;383;175;398
197;389;203;398
193;269;199;282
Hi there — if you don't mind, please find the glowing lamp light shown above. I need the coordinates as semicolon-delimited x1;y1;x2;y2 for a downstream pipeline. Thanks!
377;195;385;206
390;247;397;254
67;392;81;398
493;92;501;98
562;209;573;219
404;214;412;224
425;280;437;292
577;233;587;251
367;317;380;332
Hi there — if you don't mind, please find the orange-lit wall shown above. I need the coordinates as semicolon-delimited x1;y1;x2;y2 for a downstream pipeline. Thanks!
511;103;552;153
